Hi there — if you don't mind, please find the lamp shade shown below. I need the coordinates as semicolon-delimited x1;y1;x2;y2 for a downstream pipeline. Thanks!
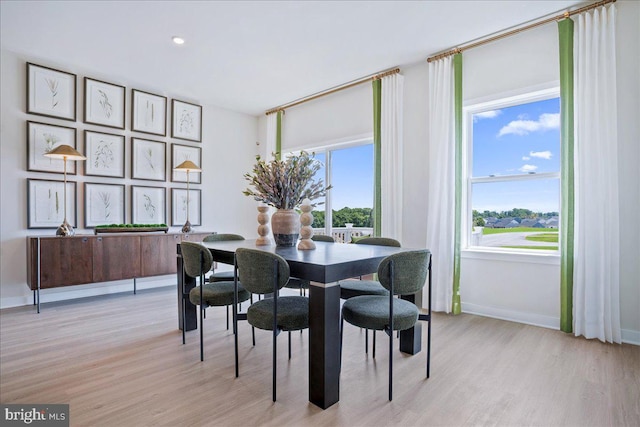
174;160;202;172
43;144;86;161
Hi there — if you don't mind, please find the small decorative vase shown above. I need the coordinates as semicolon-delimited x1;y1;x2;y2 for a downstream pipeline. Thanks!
298;198;316;250
271;209;300;247
256;205;271;246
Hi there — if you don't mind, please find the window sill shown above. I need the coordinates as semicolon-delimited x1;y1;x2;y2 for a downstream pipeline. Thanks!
461;247;560;265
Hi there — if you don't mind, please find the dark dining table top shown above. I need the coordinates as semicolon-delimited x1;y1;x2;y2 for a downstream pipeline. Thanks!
200;239;415;284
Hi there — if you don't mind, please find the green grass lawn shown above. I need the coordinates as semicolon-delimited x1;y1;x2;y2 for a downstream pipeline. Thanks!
502;245;559;250
525;233;558;243
482;227;559;235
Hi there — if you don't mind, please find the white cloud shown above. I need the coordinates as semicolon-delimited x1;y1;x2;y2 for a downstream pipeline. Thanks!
519;164;538;173
522;156;531;160
529;150;552;159
498;112;560;137
474;110;502;122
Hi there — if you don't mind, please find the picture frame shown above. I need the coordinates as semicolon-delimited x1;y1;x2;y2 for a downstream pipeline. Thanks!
132;89;167;136
171;99;202;142
27;178;77;229
131;186;166;225
171;188;201;227
171;143;201;183
84;77;125;129
27;62;77;121
132;138;166;181
27;121;77;175
84;182;125;228
84;130;125;178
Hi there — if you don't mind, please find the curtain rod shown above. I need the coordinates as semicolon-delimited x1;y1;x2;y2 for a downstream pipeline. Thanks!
265;67;400;115
427;0;616;63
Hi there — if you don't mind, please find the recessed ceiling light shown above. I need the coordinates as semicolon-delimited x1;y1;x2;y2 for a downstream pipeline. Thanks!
172;36;185;45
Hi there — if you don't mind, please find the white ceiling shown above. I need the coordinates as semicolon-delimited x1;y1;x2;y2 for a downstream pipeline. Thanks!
1;0;584;116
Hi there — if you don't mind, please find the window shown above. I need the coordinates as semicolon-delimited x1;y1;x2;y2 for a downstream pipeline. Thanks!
464;88;560;252
289;140;374;242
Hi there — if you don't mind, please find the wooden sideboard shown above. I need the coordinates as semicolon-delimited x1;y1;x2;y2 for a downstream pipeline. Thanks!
27;232;211;312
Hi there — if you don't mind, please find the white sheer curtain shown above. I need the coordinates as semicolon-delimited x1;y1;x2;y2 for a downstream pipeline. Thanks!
425;57;455;312
265;112;278;160
573;4;621;343
380;73;404;240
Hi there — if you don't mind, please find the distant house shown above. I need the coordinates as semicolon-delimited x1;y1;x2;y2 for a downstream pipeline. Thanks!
484;217;498;228
494;218;520;228
545;217;559;228
520;218;545;228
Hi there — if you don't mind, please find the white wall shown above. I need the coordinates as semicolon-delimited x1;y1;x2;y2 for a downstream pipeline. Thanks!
256;1;640;343
0;48;258;308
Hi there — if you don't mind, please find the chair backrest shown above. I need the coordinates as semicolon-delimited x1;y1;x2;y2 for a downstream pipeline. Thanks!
378;250;431;295
355;237;401;247
236;248;290;295
312;234;335;242
181;242;214;279
203;233;245;242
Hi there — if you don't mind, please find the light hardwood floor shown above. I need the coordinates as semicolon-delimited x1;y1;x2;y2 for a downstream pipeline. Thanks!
1;286;638;427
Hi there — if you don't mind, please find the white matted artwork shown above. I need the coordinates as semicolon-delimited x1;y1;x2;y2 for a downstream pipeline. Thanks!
132;89;167;136
131;186;166;224
27;63;76;121
171;144;201;183
171;188;201;226
131;138;166;181
84;77;125;129
84;130;125;178
27;121;77;174
171;99;202;142
27;178;77;229
85;183;125;227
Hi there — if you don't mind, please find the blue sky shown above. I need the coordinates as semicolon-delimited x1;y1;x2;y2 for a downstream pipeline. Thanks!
313;144;374;210
472;97;560;213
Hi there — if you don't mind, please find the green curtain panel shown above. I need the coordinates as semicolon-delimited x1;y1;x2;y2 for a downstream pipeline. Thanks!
558;18;575;333
452;53;462;315
275;110;283;160
372;79;382;237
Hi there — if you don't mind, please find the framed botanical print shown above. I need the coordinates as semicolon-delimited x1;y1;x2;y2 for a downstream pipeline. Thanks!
84;77;125;129
171;188;201;227
84;182;125;228
27;121;77;174
131;185;166;225
132;89;167;136
171;143;201;183
84;130;125;178
27;62;76;121
131;138;166;181
27;178;77;229
171;99;202;142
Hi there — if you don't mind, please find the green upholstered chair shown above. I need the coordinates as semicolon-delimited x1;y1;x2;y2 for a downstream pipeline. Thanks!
339;236;401;354
341;249;432;401
203;233;245;282
285;234;335;295
180;241;251;362
234;248;309;402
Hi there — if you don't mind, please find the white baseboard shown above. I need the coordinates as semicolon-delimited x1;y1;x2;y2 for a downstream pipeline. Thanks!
461;302;640;346
461;302;560;330
0;276;175;309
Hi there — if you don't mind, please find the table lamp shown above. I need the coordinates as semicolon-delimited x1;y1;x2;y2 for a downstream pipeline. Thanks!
43;144;86;236
173;160;202;233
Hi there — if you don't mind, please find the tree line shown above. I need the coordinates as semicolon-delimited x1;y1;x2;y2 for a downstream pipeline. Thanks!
311;207;373;228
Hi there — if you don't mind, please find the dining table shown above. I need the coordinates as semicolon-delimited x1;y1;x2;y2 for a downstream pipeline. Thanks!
176;239;423;409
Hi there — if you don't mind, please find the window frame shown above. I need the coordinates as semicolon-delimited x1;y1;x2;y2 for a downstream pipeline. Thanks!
462;87;561;256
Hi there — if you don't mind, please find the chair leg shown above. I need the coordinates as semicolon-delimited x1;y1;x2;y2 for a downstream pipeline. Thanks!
339;315;344;373
427;316;431;378
365;329;369;354
199;304;204;362
373;331;376;358
288;331;292;359
273;327;277;402
252;327;256;346
226;306;229;330
182;296;186;345
389;328;393;401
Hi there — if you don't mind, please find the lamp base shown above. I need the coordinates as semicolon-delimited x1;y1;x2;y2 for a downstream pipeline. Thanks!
56;220;75;237
181;220;192;233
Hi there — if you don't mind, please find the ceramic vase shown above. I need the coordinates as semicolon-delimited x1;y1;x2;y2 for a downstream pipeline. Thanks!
271;209;300;247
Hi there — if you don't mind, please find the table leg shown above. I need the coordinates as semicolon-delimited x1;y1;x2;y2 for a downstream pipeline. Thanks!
309;283;341;409
177;244;197;331
399;294;422;355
